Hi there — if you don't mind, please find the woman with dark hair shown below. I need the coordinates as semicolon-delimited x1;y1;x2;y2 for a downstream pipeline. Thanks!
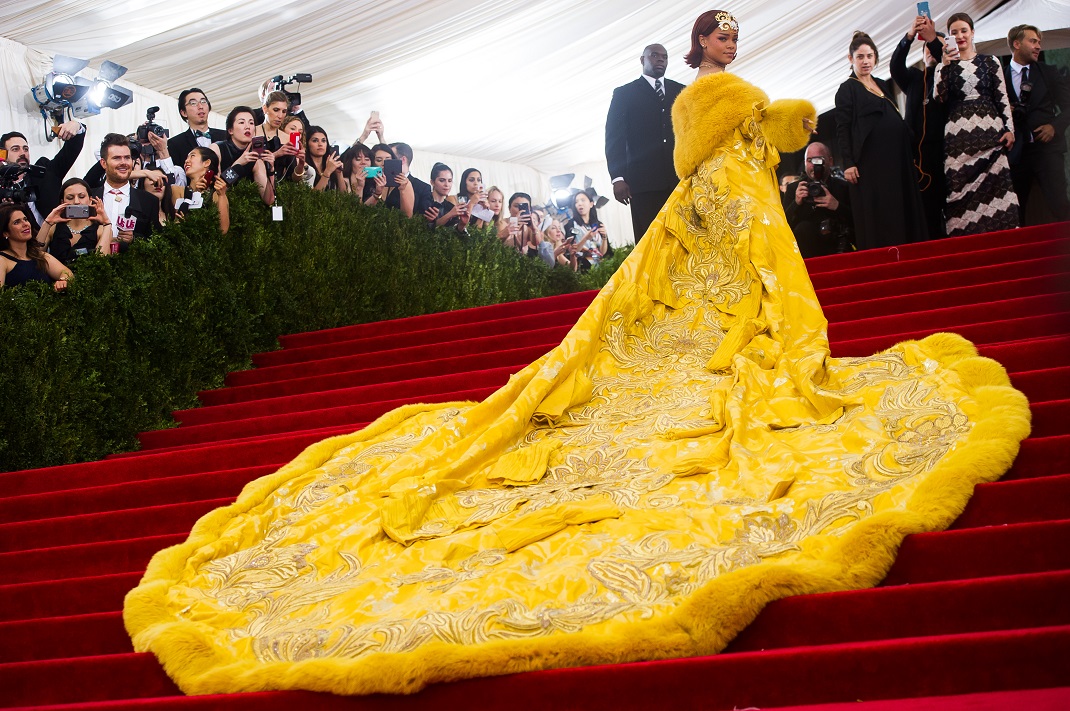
366;143;414;213
341;143;385;204
456;168;491;229
426;163;464;228
497;191;541;251
39;179;113;264
174;147;230;234
834;31;928;249
935;12;1018;236
305;126;345;192
564;190;608;270
210;106;275;206
1;205;71;289
127;10;1029;696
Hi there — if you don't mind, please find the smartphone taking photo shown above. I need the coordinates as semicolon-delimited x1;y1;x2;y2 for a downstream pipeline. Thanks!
250;136;267;155
917;2;931;20
383;159;403;186
63;204;94;219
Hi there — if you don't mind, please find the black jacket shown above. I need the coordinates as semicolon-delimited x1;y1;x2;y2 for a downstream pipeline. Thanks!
1004;60;1070;158
386;173;434;217
833;75;897;170
90;182;161;249
605;76;685;194
167;128;228;165
31;129;86;219
889;35;946;146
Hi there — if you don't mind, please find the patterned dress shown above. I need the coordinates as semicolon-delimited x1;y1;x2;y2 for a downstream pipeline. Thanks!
936;54;1019;236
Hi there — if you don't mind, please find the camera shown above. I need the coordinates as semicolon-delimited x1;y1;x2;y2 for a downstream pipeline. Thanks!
820;218;851;254
270;73;312;111
0;163;45;203
804;158;827;205
135;106;168;157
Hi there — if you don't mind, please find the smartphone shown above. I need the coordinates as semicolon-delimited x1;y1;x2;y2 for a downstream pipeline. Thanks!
250;136;267;154
203;168;216;189
370;110;380;122
364;165;383;178
63;204;93;219
917;2;931;20
518;202;532;223
289;131;301;150
945;36;959;55
383;158;403;186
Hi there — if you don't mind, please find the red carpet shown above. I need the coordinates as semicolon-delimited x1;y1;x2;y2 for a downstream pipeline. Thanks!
1;223;1068;710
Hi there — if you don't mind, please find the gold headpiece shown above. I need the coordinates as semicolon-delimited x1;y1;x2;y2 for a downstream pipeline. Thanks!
715;11;739;33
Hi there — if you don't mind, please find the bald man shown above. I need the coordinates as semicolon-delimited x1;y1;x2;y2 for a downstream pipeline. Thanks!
605;44;685;244
784;142;854;257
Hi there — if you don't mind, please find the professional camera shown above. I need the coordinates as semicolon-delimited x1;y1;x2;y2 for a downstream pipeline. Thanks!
804;158;827;205
0;163;46;203
135;105;168;157
270;73;312;111
820;217;851;254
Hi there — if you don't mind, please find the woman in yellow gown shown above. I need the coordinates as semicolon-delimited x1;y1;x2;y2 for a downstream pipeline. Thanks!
124;10;1030;696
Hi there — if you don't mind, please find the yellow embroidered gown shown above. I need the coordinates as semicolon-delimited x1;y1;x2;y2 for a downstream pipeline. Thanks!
124;73;1030;696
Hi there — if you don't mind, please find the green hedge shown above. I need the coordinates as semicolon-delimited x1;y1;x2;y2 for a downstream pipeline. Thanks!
0;182;629;472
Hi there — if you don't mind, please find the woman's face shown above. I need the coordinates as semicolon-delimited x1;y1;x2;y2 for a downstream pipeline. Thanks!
546;221;563;241
573;192;592;218
184;150;207;175
850;44;876;77
700;29;737;66
487;190;503;215
144;174;167;199
432;171;453;197
264;101;288;129
373;150;393;167
351;151;371;173
949;21;973;52
508;197;525;217
229;113;256;146
4;210;32;243
280;118;303;138
62;183;91;206
465;171;483;196
309;132;328;158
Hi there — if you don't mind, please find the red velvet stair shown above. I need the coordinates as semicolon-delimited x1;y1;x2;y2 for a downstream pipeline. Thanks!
1;223;1068;710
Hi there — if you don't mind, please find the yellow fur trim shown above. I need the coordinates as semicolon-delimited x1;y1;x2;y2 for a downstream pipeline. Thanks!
124;332;1030;696
672;73;767;179
763;99;818;154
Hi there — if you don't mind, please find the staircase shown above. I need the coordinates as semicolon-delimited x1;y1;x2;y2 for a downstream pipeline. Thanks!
2;223;1068;710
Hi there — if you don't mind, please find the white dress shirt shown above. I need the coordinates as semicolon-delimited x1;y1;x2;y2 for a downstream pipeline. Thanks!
1009;59;1029;98
102;181;131;227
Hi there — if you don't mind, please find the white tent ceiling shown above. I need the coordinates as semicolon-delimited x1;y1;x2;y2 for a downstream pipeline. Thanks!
2;0;1068;241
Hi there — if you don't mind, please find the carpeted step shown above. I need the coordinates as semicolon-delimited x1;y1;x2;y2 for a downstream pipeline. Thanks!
803;223;1066;273
252;308;587;369
1029;399;1070;439
206;343;551;406
2;625;1068;709
952;473;1070;529
744;687;1070;711
0;572;142;623
1005;434;1070;480
816;254;1070;306
0;534;185;586
809;238;1070;290
1010;366;1070;404
277;290;598;349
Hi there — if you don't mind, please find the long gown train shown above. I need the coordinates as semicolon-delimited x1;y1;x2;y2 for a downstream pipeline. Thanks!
124;73;1030;696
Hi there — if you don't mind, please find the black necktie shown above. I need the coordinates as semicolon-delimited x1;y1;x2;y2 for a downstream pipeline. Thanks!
655;78;664;101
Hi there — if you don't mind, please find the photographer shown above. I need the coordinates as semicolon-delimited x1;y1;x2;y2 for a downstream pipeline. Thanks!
563;190;608;271
90;133;161;253
1;120;85;227
168;88;227;161
210;106;275;206
38;178;113;264
784;142;853;258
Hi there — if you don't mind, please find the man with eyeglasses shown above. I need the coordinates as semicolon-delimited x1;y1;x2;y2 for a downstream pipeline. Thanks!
167;88;227;166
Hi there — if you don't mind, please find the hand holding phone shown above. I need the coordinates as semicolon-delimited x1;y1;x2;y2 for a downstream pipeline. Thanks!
917;2;931;20
289;131;301;151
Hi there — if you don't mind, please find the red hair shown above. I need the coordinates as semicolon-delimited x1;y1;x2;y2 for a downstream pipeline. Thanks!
685;10;735;68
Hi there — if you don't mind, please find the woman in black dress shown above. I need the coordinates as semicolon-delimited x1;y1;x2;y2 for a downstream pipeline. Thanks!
39;178;114;265
0;205;71;289
834;31;928;250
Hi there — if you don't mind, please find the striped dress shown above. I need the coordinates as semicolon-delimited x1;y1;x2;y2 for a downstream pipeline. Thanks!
936;54;1019;236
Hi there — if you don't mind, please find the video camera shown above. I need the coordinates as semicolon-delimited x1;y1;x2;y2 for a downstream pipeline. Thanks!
270;73;312;112
0;164;46;204
135;106;168;158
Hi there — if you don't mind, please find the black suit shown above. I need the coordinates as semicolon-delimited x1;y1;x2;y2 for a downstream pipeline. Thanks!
605;75;684;243
386;173;434;218
167;128;228;166
784;177;854;258
90;183;161;253
1004;60;1070;222
28;129;86;226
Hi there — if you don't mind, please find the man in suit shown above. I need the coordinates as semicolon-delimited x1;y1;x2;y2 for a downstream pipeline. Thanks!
167;88;227;165
1;121;86;228
784;142;854;258
91;133;160;253
388;142;434;218
1004;25;1070;223
605;44;684;243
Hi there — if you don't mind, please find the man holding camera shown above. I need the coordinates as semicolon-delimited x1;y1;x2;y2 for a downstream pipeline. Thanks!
605;43;684;244
1004;25;1070;224
1;120;85;227
168;88;227;163
784;143;853;258
90;133;161;252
